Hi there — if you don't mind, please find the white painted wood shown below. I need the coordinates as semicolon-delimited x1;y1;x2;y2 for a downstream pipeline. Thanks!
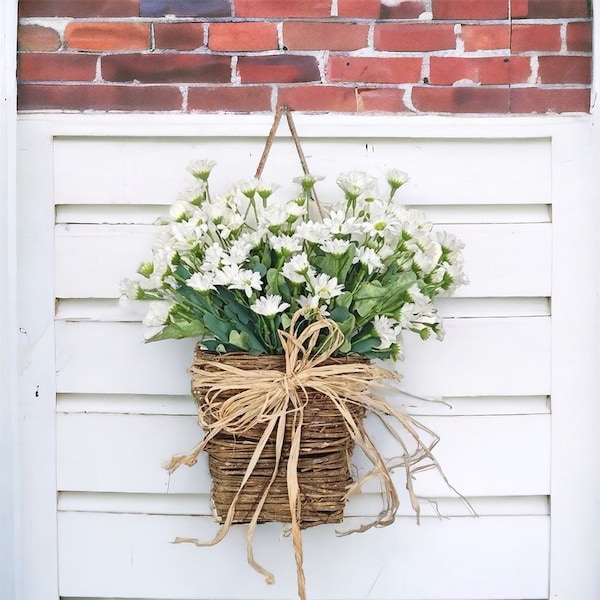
16;112;600;600
57;511;550;600
15;118;60;600
547;122;600;597
55;202;552;225
57;491;549;518
55;411;550;497
0;3;18;600
53;317;551;397
55;392;550;416
53;222;551;299
53;134;552;207
54;296;551;323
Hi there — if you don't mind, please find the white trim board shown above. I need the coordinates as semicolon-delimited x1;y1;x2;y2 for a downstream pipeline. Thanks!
0;2;19;600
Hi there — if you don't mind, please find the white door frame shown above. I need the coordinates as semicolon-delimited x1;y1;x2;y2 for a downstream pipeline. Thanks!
0;2;19;599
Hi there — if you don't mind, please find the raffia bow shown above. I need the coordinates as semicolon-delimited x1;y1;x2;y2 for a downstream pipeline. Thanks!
166;311;454;600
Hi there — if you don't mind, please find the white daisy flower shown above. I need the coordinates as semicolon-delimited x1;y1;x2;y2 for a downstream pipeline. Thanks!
238;178;259;199
373;315;402;350
251;294;290;317
319;238;351;256
293;173;325;190
353;246;384;273
322;210;359;236
187;159;216;180
259;205;288;230
310;273;344;300
222;240;252;266
213;264;242;287
386;169;409;190
201;243;226;272
119;278;140;300
298;294;330;318
228;268;263;298
270;235;302;255
294;221;329;244
282;252;312;283
177;182;208;204
188;272;216;293
336;171;378;200
142;301;172;339
256;180;280;200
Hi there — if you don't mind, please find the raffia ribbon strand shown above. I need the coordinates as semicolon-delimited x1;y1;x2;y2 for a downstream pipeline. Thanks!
165;311;458;600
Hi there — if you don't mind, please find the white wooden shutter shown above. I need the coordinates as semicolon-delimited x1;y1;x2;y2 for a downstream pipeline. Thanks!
16;114;600;600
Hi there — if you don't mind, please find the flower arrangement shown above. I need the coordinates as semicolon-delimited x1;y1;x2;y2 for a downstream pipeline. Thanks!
121;160;467;358
121;110;469;600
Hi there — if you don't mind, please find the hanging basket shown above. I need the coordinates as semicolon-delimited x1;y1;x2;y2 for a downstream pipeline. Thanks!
158;109;471;600
191;348;368;528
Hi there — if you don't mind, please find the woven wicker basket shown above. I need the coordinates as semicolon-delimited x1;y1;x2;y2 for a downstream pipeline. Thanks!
191;348;367;529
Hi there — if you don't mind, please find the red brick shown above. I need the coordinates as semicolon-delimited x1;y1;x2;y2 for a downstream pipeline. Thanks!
328;56;422;84
511;0;529;17
380;1;428;19
510;87;591;113
154;23;206;50
17;24;61;51
188;85;272;112
337;0;380;18
526;0;590;18
18;0;139;17
462;25;510;51
511;24;561;53
209;23;278;51
375;23;456;52
432;0;509;19
537;56;591;84
238;55;320;83
17;83;183;111
412;85;510;113
429;56;530;85
234;0;331;18
566;22;593;53
283;22;369;51
278;85;357;112
65;22;150;52
102;54;231;83
141;0;231;17
17;53;98;81
356;88;411;112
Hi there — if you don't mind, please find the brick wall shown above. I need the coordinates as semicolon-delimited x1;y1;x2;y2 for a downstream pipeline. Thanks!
17;0;593;114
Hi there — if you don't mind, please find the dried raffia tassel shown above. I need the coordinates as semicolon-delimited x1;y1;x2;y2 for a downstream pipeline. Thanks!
165;311;472;600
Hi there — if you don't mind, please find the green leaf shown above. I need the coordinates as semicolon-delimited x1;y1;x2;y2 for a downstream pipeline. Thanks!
280;313;291;330
145;322;202;343
336;244;357;283
329;305;350;323
224;302;254;327
337;339;352;354
229;330;250;351
380;261;399;285
251;261;268;277
312;253;338;279
353;281;386;318
379;271;418;316
335;291;353;309
329;306;356;341
203;313;233;342
350;337;379;354
266;268;291;300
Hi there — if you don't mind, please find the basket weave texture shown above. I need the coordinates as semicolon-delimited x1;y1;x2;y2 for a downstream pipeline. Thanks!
191;349;367;529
